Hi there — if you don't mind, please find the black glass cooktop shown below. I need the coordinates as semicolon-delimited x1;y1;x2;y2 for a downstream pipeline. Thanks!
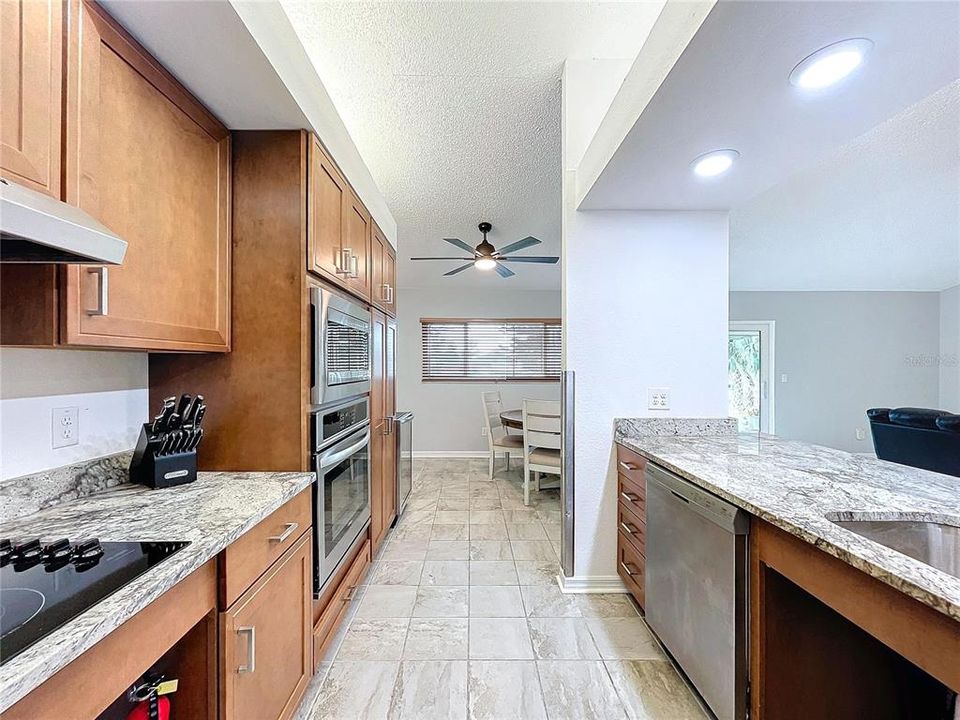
0;539;189;666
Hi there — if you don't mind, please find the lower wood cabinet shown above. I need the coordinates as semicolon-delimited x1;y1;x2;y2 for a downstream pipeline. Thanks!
220;531;312;720
370;308;398;552
313;537;371;671
615;443;647;611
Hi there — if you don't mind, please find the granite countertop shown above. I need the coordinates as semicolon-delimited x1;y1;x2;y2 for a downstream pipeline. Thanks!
0;471;314;712
617;432;960;621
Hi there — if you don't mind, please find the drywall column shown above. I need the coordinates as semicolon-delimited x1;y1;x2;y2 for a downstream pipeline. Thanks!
941;284;960;411
561;61;730;590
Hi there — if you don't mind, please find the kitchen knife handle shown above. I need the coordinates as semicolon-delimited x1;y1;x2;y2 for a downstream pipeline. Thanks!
268;522;299;544
237;626;256;673
85;267;109;316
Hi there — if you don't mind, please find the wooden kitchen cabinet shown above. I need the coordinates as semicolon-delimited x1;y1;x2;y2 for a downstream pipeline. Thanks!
220;532;312;720
342;190;371;300
615;443;647;611
369;308;398;551
0;0;62;198
370;221;397;315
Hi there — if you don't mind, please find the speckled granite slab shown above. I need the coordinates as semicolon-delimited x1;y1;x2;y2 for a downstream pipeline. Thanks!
614;417;737;440
0;470;315;712
618;432;960;621
0;451;133;523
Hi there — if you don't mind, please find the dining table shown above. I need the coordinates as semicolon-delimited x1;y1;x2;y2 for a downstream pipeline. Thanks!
499;409;524;430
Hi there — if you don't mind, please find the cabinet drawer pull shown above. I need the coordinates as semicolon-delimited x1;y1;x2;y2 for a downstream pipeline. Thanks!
342;585;357;603
338;248;353;275
381;283;390;302
387;285;394;304
237;626;256;673
620;491;639;502
349;253;359;279
620;561;639;577
268;522;299;543
86;267;109;316
620;521;639;535
618;460;637;471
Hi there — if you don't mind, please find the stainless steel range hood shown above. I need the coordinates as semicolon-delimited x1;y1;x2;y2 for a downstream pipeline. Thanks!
0;178;127;264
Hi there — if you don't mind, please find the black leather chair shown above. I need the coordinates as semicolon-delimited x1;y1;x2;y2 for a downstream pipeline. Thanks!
867;407;960;478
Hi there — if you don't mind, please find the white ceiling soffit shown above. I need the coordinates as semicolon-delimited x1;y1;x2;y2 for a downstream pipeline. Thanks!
578;0;960;211
730;81;960;292
98;0;397;245
281;1;663;290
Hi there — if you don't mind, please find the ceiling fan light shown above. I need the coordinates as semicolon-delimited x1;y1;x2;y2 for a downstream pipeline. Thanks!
474;257;497;271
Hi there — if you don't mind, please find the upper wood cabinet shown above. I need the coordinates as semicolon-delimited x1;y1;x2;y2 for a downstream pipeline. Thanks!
342;190;370;300
61;0;230;351
370;307;387;550
308;136;347;282
0;0;62;198
370;221;397;316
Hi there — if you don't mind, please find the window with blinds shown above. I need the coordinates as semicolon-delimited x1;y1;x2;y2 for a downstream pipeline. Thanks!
421;318;562;382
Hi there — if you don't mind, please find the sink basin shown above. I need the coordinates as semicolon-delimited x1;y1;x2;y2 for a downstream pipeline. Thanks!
828;517;959;580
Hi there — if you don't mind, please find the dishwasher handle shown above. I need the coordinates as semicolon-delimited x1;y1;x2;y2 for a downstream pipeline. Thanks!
646;463;749;535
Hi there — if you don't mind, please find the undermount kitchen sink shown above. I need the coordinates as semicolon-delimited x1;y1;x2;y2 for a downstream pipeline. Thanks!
827;515;960;580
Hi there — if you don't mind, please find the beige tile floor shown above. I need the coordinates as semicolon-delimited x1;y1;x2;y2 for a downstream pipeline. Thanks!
295;457;709;720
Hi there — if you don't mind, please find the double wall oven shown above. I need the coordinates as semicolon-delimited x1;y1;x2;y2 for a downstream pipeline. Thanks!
310;287;373;596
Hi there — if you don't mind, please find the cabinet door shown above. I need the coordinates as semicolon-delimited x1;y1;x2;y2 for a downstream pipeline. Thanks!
221;532;312;720
62;0;230;351
369;308;387;549
308;137;347;282
382;316;398;526
342;191;371;300
0;0;62;197
384;243;397;316
370;224;386;311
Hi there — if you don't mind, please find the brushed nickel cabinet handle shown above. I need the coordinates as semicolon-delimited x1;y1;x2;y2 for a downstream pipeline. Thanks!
338;248;352;275
343;585;357;603
381;283;390;301
237;626;256;673
620;521;639;535
86;267;109;315
620;491;639;502
620;561;639;577
618;461;637;471
387;285;394;304
350;254;359;278
268;522;299;543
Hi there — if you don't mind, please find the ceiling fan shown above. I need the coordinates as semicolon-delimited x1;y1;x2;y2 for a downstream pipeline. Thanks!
410;222;559;278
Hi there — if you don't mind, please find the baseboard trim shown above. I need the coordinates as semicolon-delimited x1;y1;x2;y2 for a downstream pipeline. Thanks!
413;451;489;458
556;574;628;594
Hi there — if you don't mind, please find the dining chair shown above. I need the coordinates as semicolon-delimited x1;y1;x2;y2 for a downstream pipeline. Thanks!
481;391;524;479
521;399;562;506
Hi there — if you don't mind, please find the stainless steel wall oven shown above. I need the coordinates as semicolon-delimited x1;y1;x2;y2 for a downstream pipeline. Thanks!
312;396;370;596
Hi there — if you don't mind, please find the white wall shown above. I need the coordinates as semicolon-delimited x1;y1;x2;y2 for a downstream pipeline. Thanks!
729;291;942;452
396;287;561;454
940;284;960;411
0;349;148;480
564;51;730;591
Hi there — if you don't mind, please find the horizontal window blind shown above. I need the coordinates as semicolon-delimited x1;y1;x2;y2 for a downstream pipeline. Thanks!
421;318;561;382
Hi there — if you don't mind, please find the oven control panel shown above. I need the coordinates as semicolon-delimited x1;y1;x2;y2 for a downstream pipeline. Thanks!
314;397;369;451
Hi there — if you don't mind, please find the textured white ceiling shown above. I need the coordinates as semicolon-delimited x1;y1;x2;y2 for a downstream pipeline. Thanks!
281;1;663;289
730;81;960;292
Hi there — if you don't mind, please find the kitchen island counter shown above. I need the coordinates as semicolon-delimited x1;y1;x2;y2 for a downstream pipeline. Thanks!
0;470;314;712
617;432;960;621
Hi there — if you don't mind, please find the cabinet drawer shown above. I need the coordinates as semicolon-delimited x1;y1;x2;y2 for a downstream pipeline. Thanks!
618;472;646;518
314;538;370;671
617;502;646;555
617;530;645;610
616;444;647;487
222;489;312;607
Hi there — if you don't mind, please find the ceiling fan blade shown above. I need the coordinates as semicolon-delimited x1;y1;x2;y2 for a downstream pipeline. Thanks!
494;264;515;278
410;256;475;261
499;256;559;264
443;237;477;255
443;262;475;276
497;236;540;255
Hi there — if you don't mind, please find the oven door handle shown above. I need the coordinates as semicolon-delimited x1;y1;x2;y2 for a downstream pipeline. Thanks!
310;287;324;398
319;430;370;469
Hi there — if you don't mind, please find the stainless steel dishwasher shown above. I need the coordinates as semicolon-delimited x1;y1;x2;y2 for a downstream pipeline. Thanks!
645;462;749;720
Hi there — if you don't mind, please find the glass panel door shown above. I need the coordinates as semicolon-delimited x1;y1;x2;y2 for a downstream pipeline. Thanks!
729;322;775;434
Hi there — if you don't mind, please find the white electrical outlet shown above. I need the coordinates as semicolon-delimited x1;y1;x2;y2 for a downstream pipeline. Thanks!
855;428;866;441
647;387;671;411
52;407;79;449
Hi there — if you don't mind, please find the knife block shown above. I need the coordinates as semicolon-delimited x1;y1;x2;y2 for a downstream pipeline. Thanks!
129;422;198;489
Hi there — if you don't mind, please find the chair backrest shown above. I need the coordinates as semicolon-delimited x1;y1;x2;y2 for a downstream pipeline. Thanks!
481;391;504;446
522;399;562;451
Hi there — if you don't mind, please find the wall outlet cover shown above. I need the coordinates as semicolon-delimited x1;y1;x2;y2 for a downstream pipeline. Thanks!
647;387;671;411
52;407;80;449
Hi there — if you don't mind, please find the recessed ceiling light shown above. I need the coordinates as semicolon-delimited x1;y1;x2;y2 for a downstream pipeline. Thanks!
790;38;873;90
691;149;740;178
474;257;497;271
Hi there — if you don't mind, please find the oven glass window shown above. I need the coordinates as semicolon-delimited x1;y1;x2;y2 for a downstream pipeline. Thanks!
326;314;370;386
324;444;370;553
